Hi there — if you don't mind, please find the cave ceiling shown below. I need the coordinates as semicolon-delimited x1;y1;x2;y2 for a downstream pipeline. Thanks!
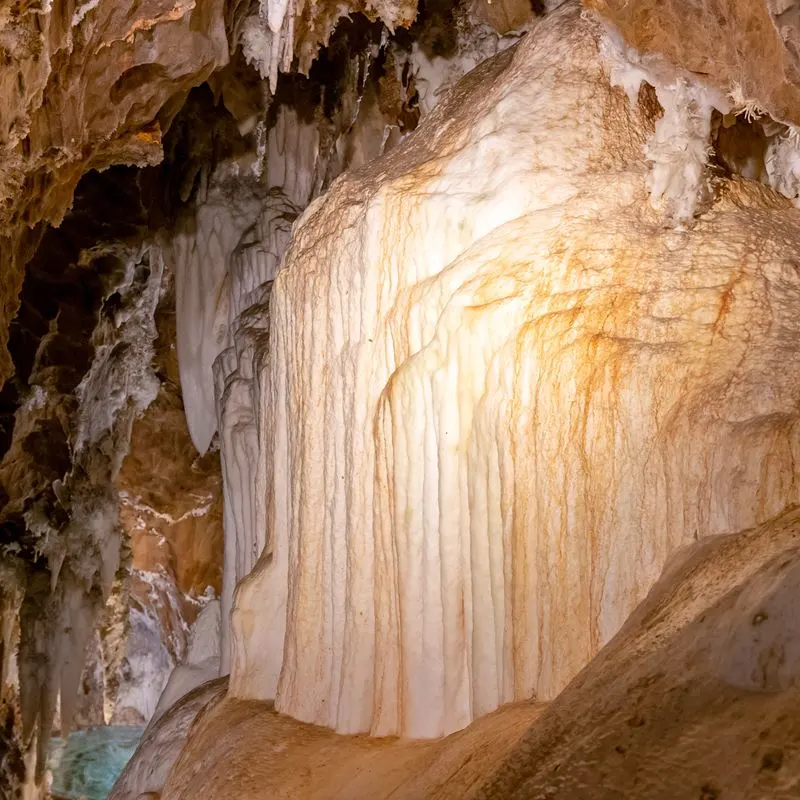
587;0;800;127
0;0;796;386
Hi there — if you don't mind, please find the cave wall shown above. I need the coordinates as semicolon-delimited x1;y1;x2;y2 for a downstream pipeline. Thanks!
0;151;226;788
4;0;800;795
111;268;223;726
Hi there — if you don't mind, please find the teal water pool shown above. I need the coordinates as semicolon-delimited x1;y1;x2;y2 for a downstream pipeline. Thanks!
48;725;144;800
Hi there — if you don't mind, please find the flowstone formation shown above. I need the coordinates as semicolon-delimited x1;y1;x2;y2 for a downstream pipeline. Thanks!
227;3;800;739
120;4;800;797
171;3;532;670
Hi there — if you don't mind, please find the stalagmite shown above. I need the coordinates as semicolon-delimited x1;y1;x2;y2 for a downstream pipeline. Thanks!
173;107;323;457
196;49;419;663
226;3;800;740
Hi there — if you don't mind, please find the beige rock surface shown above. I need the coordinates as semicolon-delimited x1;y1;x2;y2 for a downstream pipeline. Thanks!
475;505;800;798
229;2;800;740
110;676;229;800
162;693;543;800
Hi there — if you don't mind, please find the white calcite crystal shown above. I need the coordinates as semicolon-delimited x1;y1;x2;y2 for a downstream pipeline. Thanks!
172;111;320;457
226;3;800;740
597;22;730;225
643;79;717;223
402;22;527;116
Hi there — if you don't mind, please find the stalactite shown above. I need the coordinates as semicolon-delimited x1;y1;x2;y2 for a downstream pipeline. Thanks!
169;165;265;455
597;22;733;225
8;243;165;779
214;193;299;673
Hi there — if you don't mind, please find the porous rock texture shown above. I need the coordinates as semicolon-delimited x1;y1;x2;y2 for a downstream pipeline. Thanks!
228;2;800;741
161;506;800;799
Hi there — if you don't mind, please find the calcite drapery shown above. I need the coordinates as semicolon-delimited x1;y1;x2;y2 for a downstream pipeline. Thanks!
229;3;800;739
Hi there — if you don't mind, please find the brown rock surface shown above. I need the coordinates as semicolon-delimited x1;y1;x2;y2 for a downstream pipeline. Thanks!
162;695;544;800
119;272;223;604
0;0;230;384
475;505;800;799
587;0;800;125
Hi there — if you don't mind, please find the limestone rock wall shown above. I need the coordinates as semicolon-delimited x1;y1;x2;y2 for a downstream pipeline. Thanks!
227;4;800;740
0;160;224;783
588;0;800;127
113;268;224;725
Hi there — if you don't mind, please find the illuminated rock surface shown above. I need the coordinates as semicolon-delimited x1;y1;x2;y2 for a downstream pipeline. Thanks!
229;3;800;739
3;0;800;797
